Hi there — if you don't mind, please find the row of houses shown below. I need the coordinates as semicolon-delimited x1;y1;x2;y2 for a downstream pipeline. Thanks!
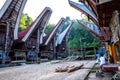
0;0;73;63
68;0;120;64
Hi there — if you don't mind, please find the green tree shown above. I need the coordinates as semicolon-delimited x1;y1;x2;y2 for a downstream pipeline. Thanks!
44;17;71;34
61;16;71;32
19;13;33;32
68;20;100;49
44;23;55;34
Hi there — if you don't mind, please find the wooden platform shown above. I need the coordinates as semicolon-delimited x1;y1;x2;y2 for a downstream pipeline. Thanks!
87;64;117;80
102;64;118;72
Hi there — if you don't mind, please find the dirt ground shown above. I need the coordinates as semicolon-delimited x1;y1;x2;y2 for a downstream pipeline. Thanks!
0;60;117;80
0;60;95;80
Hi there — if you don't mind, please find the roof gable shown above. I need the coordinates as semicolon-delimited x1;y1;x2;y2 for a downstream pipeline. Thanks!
0;0;27;40
68;0;98;26
56;21;73;45
44;18;65;45
18;7;52;42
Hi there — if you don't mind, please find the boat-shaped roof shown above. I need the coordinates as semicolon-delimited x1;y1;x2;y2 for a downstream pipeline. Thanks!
56;21;73;45
0;0;27;40
18;7;52;43
68;0;98;25
43;18;65;45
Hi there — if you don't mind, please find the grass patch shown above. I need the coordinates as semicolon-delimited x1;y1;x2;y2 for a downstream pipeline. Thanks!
85;63;100;80
90;64;100;73
0;63;22;68
26;61;36;64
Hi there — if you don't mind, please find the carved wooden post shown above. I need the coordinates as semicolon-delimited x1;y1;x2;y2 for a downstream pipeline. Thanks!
2;21;10;64
53;37;57;59
36;28;40;62
94;47;96;59
5;22;10;56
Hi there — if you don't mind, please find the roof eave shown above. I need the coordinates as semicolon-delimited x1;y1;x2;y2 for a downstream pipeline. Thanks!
68;0;98;26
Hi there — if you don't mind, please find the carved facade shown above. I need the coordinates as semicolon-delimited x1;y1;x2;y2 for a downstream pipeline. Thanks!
40;18;65;59
12;7;52;60
0;0;27;62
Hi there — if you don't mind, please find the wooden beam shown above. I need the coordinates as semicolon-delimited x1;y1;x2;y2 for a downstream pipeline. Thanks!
67;64;84;73
79;0;98;17
68;0;98;26
90;32;100;41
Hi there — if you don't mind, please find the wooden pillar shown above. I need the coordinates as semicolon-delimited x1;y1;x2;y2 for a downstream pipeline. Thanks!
3;22;10;64
111;44;118;64
108;44;113;63
117;41;120;50
36;28;40;62
108;44;118;63
116;41;120;61
5;22;10;57
53;37;57;59
94;48;96;59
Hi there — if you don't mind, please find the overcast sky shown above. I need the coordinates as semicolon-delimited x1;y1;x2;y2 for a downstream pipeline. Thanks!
0;0;82;24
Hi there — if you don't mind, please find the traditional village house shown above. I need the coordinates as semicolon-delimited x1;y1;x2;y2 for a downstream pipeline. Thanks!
56;21;73;59
0;0;27;63
40;18;65;60
12;7;52;62
78;0;120;64
109;11;120;63
69;0;120;71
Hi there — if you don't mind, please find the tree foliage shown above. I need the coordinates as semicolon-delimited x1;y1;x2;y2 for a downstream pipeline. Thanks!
44;17;100;51
19;13;33;32
44;17;71;34
68;20;100;48
44;23;55;34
